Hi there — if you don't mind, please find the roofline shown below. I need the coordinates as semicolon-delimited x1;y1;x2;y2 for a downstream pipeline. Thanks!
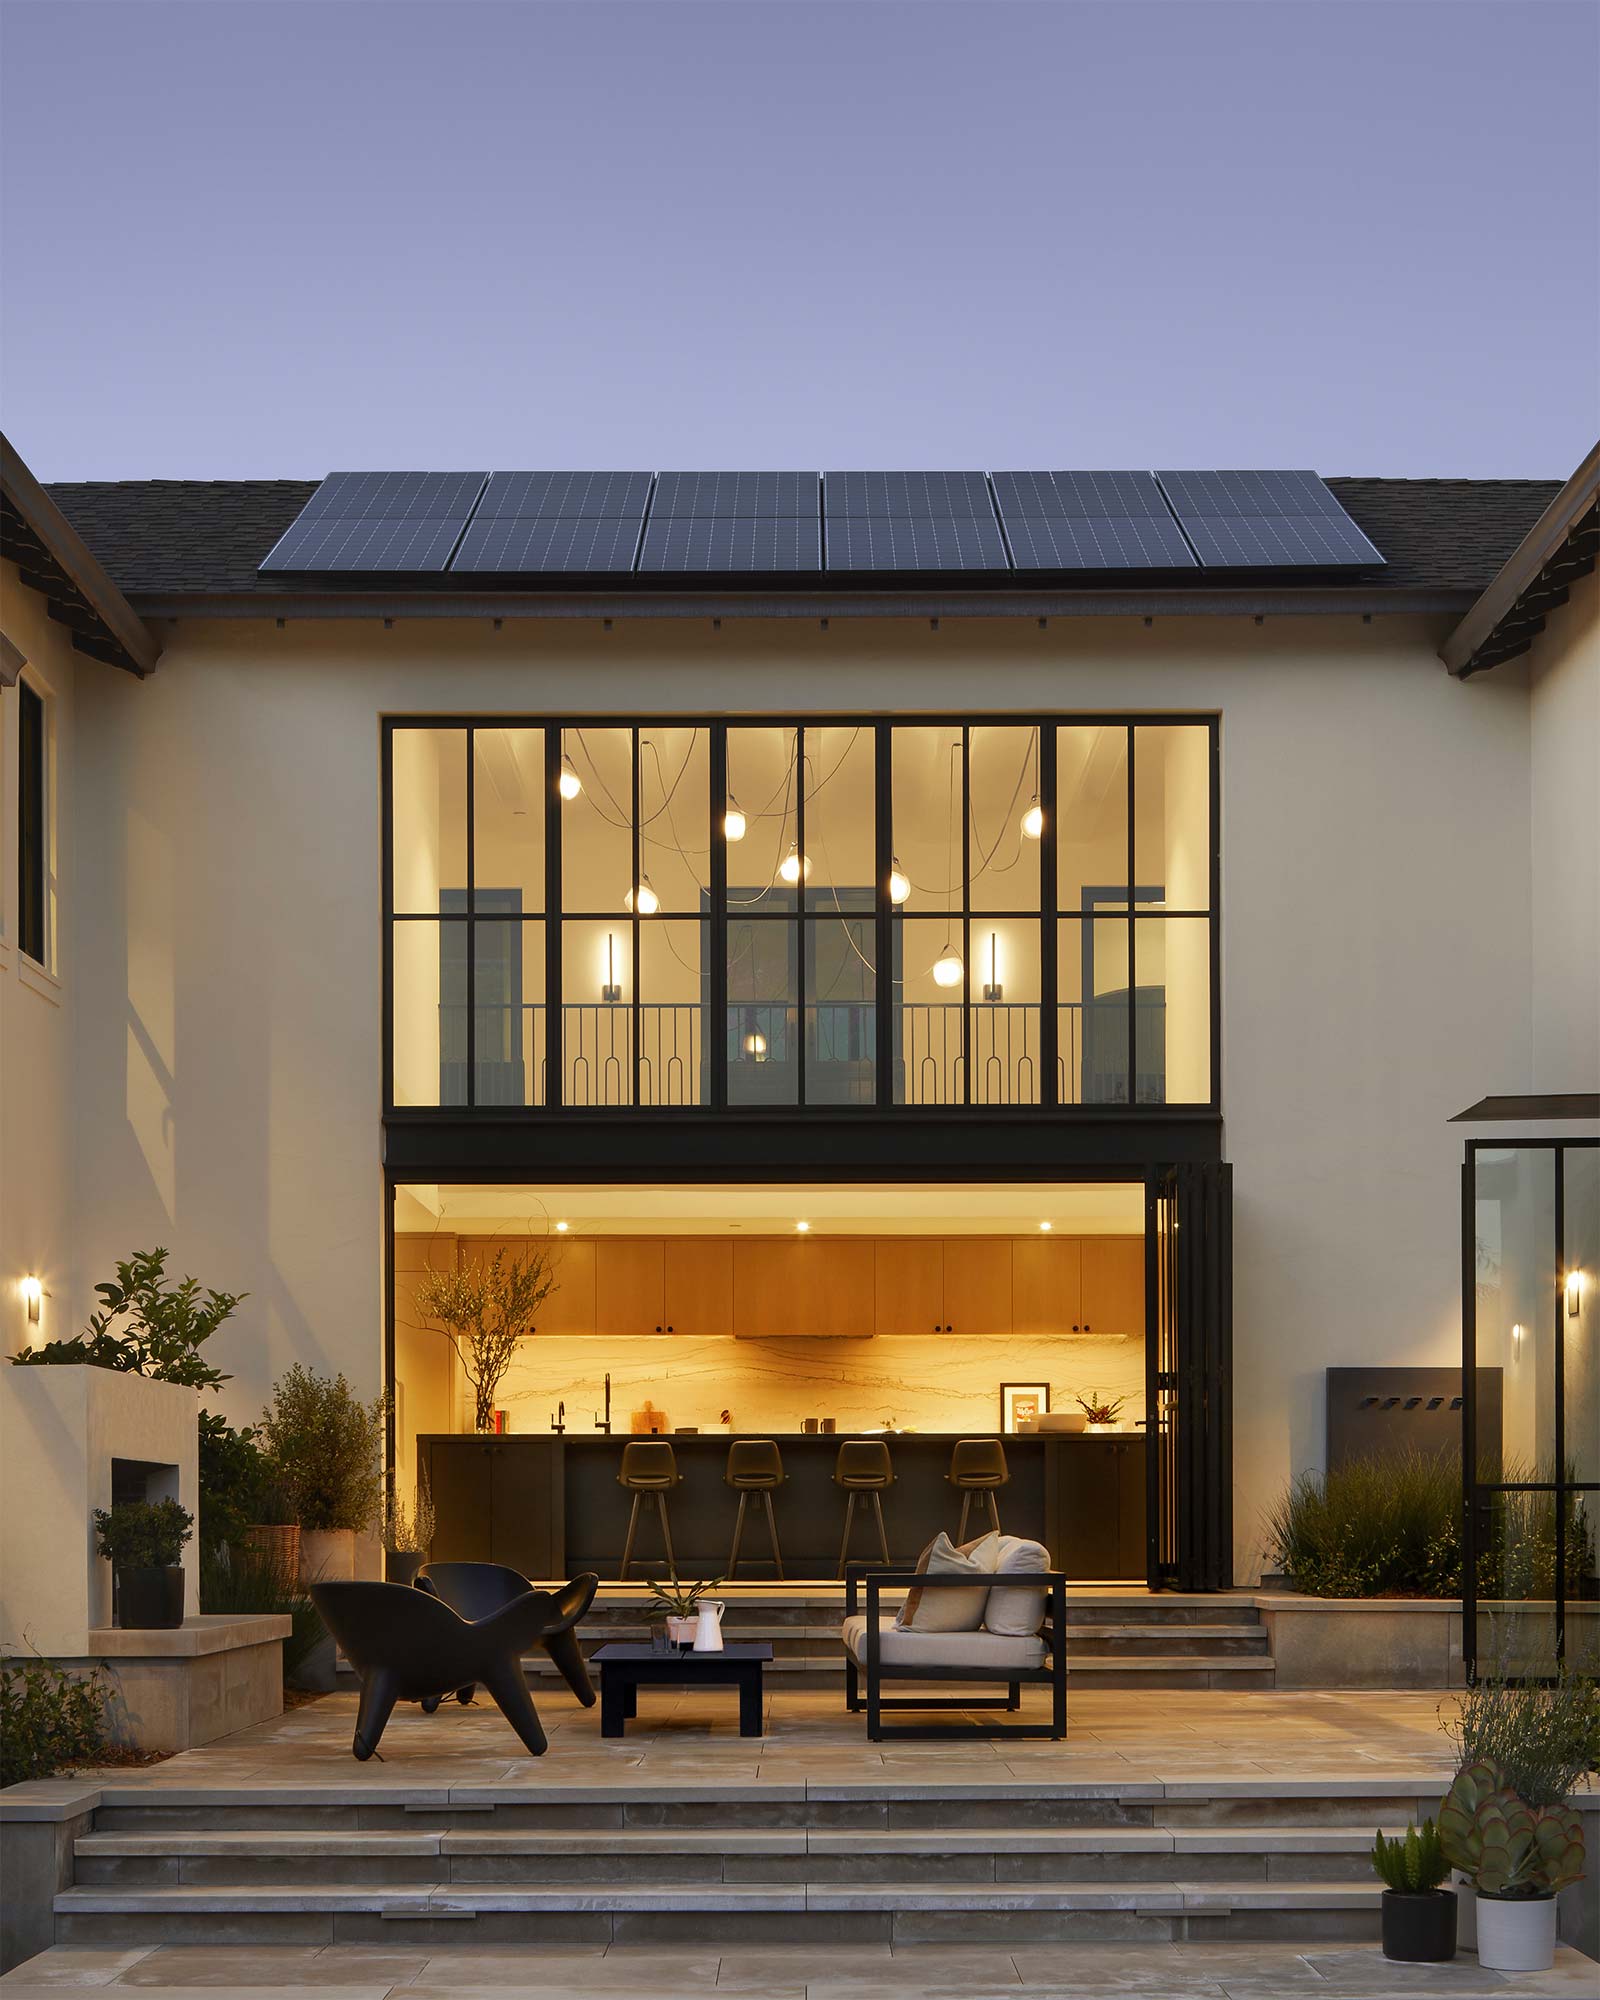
1439;439;1600;677
133;583;1474;623
1;435;162;676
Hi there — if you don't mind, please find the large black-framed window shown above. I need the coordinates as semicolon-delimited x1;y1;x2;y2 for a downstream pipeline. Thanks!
384;715;1220;1116
17;677;48;967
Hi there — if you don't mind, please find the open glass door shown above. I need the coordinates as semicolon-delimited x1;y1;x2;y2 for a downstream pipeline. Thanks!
1146;1161;1233;1590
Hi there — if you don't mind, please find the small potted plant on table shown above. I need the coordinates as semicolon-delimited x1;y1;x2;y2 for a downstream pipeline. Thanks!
94;1497;193;1629
1440;1759;1585;1972
1371;1820;1456;1961
645;1575;724;1647
1076;1391;1127;1430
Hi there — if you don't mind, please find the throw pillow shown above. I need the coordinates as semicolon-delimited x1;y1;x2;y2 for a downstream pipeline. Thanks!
981;1533;1051;1635
895;1531;993;1632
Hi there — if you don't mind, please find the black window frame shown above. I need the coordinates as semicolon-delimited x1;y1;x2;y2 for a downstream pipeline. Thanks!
17;676;48;968
382;713;1222;1120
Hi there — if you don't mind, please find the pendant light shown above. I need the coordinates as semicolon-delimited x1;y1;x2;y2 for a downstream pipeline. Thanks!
779;843;810;885
932;946;964;989
624;877;659;916
558;754;583;801
888;859;911;905
723;799;747;842
1020;797;1044;840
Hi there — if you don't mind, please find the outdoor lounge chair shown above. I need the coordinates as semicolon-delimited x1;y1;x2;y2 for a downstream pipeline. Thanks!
416;1562;598;1709
841;1561;1068;1741
309;1576;592;1760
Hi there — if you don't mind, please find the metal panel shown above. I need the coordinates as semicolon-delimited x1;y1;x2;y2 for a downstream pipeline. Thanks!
651;472;817;519
1005;514;1195;571
474;471;653;521
825;513;1008;571
453;516;644;574
638;515;821;571
823;471;992;519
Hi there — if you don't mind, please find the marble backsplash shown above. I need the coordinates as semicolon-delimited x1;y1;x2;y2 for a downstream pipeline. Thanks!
458;1334;1144;1437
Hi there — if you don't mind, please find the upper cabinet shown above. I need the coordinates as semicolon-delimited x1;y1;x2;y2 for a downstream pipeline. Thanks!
595;1239;665;1336
733;1238;876;1338
874;1239;945;1337
1012;1235;1083;1336
1079;1237;1145;1338
664;1238;733;1339
941;1239;1013;1336
541;1238;598;1336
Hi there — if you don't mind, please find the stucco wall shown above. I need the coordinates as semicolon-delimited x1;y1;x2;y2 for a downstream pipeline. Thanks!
1527;563;1599;1094
64;610;1539;1579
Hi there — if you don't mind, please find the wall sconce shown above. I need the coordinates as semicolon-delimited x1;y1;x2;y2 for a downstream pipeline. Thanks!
1511;1321;1524;1355
982;930;1003;1003
1567;1269;1585;1318
22;1276;43;1324
601;933;622;1004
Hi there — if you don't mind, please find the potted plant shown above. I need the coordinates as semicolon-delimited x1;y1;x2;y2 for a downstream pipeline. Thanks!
258;1366;386;1583
93;1497;193;1629
1075;1390;1127;1430
1371;1820;1456;1961
382;1467;437;1585
1439;1759;1584;1971
243;1475;301;1581
645;1574;724;1647
412;1246;557;1434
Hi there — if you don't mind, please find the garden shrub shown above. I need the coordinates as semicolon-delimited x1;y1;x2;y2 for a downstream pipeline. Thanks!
0;1657;109;1787
259;1366;385;1533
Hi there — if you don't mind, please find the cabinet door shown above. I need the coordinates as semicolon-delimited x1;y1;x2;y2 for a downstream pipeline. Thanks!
940;1239;1012;1335
874;1239;945;1337
540;1238;597;1335
733;1238;876;1337
1011;1236;1083;1336
1080;1237;1144;1338
595;1239;666;1335
425;1440;494;1564
664;1239;732;1337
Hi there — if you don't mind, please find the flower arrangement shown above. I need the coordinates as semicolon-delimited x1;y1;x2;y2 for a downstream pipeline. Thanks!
412;1246;558;1433
1075;1390;1126;1427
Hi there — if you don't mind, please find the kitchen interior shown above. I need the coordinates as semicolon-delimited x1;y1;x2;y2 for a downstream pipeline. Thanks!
395;1181;1151;1582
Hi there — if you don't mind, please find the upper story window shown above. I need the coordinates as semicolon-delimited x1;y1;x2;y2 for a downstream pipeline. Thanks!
386;716;1216;1114
17;676;51;969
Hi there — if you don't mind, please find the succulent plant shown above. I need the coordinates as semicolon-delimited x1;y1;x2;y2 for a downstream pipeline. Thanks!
1438;1758;1586;1898
1371;1819;1449;1893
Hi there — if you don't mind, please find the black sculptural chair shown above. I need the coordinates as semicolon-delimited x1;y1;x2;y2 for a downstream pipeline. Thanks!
416;1563;598;1710
309;1578;589;1760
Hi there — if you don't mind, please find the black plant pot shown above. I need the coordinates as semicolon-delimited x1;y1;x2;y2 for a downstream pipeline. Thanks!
1381;1889;1457;1962
116;1566;185;1630
385;1550;424;1586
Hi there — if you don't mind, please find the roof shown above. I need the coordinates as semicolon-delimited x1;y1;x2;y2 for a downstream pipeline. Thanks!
1438;442;1600;676
39;472;1564;622
1;436;162;676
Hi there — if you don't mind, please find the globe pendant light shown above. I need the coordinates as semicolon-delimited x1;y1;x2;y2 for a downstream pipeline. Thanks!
888;858;911;905
779;844;810;885
932;946;964;989
723;799;747;842
558;754;583;801
1020;796;1044;840
624;877;659;916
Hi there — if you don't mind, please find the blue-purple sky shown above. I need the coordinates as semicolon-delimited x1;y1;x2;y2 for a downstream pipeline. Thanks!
3;1;1595;482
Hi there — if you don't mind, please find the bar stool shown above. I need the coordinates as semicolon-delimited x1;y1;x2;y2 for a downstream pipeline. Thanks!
949;1437;1010;1541
725;1440;786;1580
618;1440;679;1580
834;1438;893;1577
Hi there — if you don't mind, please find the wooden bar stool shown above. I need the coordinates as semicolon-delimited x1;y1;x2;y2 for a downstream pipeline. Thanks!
834;1438;893;1576
725;1440;785;1579
618;1440;679;1580
949;1436;1010;1541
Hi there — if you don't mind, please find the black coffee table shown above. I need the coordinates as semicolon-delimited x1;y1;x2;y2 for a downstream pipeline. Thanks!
593;1641;773;1738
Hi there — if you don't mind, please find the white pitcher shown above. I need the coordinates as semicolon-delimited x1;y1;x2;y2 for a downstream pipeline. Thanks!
692;1599;725;1652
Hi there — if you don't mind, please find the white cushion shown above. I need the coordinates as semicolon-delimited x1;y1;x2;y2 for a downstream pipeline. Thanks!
842;1613;1047;1673
894;1531;991;1632
977;1532;1051;1635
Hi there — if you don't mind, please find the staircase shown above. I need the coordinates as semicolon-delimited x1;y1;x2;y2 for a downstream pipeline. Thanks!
55;1772;1425;1946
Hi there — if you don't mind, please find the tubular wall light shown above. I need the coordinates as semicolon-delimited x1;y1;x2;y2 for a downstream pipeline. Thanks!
558;753;583;801
22;1276;42;1324
982;930;1003;1003
601;932;622;1004
723;799;747;842
1511;1321;1524;1354
1568;1269;1585;1318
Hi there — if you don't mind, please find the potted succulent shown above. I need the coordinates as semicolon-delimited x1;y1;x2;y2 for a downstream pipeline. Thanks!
645;1574;724;1647
1439;1759;1585;1972
1076;1390;1127;1430
382;1468;437;1585
93;1497;193;1630
1371;1820;1456;1961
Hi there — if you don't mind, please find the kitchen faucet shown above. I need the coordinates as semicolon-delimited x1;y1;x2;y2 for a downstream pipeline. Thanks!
550;1400;565;1435
595;1372;612;1434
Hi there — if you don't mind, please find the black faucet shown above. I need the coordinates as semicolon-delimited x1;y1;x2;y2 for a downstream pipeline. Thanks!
551;1400;565;1435
596;1372;613;1434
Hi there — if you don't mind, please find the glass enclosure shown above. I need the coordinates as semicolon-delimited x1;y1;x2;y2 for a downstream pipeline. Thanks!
1465;1139;1599;1678
386;717;1217;1114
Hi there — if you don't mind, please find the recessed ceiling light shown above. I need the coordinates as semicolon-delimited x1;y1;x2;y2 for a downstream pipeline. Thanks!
1039;1220;1053;1231
555;1221;569;1233
796;1220;811;1233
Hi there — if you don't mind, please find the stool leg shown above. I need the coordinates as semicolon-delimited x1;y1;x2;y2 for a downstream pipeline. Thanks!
986;1490;1001;1535
871;1490;889;1565
763;1489;783;1581
837;1492;857;1579
728;1490;749;1578
657;1494;678;1580
620;1492;643;1580
957;1490;972;1544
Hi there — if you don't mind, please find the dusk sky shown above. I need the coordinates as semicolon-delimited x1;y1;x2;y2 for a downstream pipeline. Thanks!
3;0;1596;482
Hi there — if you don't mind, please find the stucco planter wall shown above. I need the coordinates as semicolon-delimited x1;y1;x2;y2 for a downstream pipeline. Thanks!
1255;1594;1463;1689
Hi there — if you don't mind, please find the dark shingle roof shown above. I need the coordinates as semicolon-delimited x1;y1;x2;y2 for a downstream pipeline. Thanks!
41;474;1564;603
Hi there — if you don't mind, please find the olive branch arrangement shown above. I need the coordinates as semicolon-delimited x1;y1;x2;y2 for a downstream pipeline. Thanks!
411;1246;558;1432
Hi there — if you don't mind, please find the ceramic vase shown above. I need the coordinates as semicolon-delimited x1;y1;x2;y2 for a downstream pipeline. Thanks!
1475;1893;1557;1974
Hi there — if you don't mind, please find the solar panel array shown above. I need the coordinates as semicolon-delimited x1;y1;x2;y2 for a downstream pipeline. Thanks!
260;468;1385;577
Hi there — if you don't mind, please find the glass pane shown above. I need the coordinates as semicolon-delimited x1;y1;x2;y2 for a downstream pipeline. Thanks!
392;728;467;913
1473;1490;1562;1679
1058;723;1128;913
561;727;633;915
1133;725;1210;911
893;726;964;920
640;920;706;1107
969;917;1040;1106
563;920;633;1106
472;921;545;1107
806;915;875;1105
895;917;965;1106
473;727;543;913
1060;916;1129;1106
728;917;797;1106
392;920;464;1106
1473;1148;1557;1480
804;725;875;911
639;725;709;916
969;724;1041;913
1568;1500;1600;1659
726;726;799;911
1134;917;1211;1105
1564;1146;1599;1484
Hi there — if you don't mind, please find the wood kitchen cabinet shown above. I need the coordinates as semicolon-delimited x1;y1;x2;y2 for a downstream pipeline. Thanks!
1080;1237;1144;1337
595;1238;665;1335
1012;1235;1083;1335
540;1237;597;1335
874;1238;945;1336
664;1238;732;1338
733;1238;876;1337
941;1239;1012;1335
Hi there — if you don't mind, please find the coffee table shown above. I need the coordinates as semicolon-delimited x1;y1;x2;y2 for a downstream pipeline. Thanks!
592;1641;772;1738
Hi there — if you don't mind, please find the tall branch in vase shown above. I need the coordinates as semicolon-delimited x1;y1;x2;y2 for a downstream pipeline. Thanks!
412;1247;558;1434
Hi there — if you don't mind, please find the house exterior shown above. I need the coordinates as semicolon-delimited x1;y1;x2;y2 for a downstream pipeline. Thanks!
2;440;1595;1592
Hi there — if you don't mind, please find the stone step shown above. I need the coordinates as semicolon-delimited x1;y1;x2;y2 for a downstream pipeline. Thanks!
562;1621;1270;1657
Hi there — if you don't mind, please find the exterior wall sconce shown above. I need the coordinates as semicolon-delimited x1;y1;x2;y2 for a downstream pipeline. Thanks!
601;932;622;1004
1511;1321;1524;1354
1567;1269;1585;1317
22;1276;43;1324
982;930;1004;1003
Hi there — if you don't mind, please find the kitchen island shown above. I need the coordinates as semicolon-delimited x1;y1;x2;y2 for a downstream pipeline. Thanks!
419;1430;1147;1582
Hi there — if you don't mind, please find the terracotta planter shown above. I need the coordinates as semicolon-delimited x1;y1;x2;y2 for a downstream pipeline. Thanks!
245;1523;301;1580
1475;1892;1557;1973
116;1566;184;1630
299;1527;357;1585
1380;1889;1456;1962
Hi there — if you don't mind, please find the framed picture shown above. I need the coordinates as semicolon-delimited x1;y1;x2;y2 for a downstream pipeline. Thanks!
1001;1382;1050;1432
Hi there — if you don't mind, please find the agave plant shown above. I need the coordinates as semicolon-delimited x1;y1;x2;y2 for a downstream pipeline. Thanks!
1438;1759;1585;1899
1371;1819;1448;1893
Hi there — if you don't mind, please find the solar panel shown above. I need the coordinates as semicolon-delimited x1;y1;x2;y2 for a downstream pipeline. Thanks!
993;470;1170;520
639;516;821;571
475;471;653;521
1156;469;1386;568
452;517;645;574
260;470;488;573
825;514;1008;571
651;472;816;519
823;471;992;519
1005;514;1196;571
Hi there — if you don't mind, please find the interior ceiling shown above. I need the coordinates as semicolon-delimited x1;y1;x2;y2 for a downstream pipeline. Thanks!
395;1181;1145;1237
